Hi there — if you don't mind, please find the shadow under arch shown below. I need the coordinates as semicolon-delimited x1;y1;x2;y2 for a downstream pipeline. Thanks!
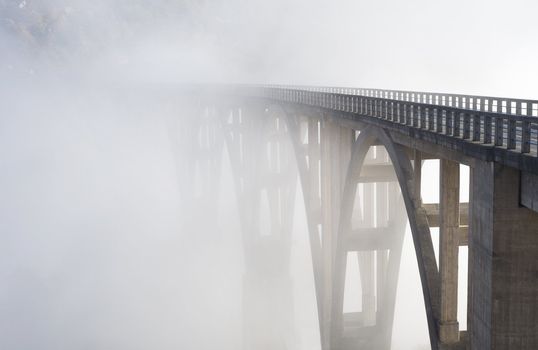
332;125;441;350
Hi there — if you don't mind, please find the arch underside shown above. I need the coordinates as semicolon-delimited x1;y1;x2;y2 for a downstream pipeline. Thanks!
214;101;443;350
283;107;442;350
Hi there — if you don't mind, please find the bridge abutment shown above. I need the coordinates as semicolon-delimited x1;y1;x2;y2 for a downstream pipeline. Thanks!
470;161;538;349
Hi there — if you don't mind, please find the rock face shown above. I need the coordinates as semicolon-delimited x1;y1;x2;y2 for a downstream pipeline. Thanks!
0;0;200;50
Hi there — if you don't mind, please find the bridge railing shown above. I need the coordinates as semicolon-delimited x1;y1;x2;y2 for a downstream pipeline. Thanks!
233;85;538;155
265;85;538;117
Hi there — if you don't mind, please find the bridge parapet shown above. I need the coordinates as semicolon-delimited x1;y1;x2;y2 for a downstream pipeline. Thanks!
265;85;538;117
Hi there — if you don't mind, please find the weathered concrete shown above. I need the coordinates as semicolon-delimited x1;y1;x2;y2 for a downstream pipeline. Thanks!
521;171;538;213
469;162;538;349
414;150;423;207
320;119;350;350
424;203;469;227
439;159;460;343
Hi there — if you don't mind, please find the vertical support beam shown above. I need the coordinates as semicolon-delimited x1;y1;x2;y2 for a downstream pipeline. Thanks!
467;163;474;343
287;112;326;336
377;182;388;227
306;116;323;309
439;159;460;343
339;126;354;189
376;182;388;312
321;119;354;350
378;181;407;347
359;182;376;326
469;162;538;349
414;150;423;207
320;117;339;350
308;118;321;215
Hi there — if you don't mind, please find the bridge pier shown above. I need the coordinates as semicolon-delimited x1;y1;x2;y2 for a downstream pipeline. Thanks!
469;161;538;349
319;118;353;350
222;104;298;350
439;159;460;343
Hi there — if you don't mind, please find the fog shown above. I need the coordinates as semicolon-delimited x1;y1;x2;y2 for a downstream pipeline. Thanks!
1;1;537;349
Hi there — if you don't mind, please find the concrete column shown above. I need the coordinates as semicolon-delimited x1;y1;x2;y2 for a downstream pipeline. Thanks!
439;159;460;343
323;121;354;350
339;126;354;188
320;119;341;350
376;180;389;314
358;252;376;326
358;181;376;326
469;162;538;349
377;182;388;227
308;119;321;214
414;150;423;207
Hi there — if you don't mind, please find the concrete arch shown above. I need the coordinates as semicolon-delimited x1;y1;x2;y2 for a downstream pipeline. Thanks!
207;90;538;350
328;126;404;350
332;125;440;350
217;103;440;350
277;107;406;350
282;110;324;314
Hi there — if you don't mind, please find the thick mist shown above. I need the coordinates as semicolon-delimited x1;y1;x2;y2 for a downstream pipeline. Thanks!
1;1;537;349
3;0;538;94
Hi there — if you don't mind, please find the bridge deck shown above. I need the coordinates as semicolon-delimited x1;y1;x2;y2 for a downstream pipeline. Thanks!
227;85;538;175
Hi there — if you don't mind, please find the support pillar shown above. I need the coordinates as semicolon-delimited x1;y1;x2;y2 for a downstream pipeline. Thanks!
308;119;321;216
358;182;376;326
439;159;460;343
320;119;354;350
414;150;423;207
469;162;538;349
320;119;341;350
376;181;389;311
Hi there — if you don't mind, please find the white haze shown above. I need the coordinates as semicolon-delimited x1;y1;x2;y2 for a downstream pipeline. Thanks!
1;0;537;349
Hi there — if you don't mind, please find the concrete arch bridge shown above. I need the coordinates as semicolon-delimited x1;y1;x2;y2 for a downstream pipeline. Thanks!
168;85;538;350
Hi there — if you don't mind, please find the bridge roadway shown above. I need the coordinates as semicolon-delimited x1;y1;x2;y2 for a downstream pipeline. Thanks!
181;85;538;350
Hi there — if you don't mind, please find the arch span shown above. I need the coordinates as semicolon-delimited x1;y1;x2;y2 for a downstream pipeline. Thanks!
329;125;440;350
210;102;441;350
